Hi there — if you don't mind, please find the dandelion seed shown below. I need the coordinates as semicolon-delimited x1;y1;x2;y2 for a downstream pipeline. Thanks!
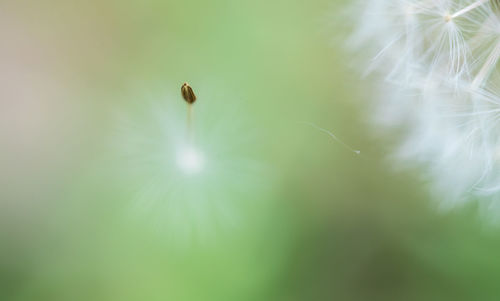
114;88;271;241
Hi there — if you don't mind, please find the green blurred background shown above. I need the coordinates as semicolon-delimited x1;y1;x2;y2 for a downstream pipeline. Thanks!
2;0;500;300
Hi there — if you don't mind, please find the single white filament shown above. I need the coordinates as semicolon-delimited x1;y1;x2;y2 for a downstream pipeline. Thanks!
302;122;360;155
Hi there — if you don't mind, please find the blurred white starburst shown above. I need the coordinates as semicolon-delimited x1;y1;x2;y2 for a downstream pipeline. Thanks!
112;85;271;243
347;0;500;216
176;146;205;175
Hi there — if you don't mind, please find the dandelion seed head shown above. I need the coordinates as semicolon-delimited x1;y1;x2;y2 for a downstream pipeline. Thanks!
347;0;500;215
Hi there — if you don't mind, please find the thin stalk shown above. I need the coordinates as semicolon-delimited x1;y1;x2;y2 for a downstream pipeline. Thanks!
187;103;193;144
451;0;489;19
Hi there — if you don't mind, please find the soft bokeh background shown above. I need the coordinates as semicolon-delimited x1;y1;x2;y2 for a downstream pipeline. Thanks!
3;0;500;300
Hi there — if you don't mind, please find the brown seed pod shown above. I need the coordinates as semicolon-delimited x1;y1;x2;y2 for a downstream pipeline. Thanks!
181;82;197;104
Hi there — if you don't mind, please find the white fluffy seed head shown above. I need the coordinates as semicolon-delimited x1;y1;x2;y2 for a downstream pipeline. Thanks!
347;0;500;213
